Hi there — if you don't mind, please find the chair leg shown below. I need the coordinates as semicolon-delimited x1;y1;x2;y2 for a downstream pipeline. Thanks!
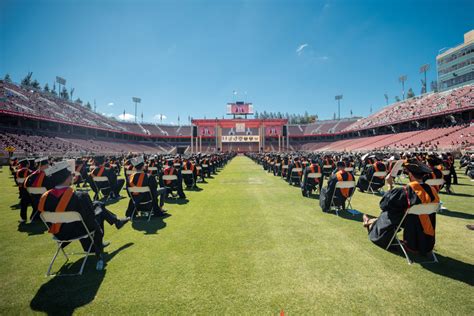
78;241;94;275
60;246;69;261
397;238;413;265
47;242;64;276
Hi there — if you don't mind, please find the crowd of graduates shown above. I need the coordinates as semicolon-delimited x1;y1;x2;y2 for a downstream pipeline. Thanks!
8;152;235;271
248;150;474;261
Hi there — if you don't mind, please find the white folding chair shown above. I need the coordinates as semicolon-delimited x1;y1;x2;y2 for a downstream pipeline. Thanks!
290;168;303;184
425;178;445;187
441;170;455;193
16;177;26;186
368;171;387;194
92;176;111;200
344;167;354;173
27;187;47;220
162;174;179;197
329;180;356;216
385;203;440;265
39;211;96;276
306;172;322;194
173;163;182;168
181;169;195;188
281;165;288;178
323;165;333;176
126;186;155;222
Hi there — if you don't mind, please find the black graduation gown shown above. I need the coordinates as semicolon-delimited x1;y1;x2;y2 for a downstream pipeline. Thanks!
357;162;386;191
319;170;354;211
368;183;437;254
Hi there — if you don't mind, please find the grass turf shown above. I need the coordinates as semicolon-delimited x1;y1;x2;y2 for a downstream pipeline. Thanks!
0;156;473;314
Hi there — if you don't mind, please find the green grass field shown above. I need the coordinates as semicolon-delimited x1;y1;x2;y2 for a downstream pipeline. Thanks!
0;156;473;315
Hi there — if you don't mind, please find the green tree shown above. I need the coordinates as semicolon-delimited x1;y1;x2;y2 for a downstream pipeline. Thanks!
61;87;69;100
21;72;33;87
31;79;40;90
75;98;83;104
407;88;415;99
254;111;259;119
44;83;50;92
395;96;401;102
4;73;12;83
85;101;92;110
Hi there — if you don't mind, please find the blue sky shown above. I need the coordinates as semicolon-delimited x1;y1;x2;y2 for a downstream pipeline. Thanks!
1;0;473;124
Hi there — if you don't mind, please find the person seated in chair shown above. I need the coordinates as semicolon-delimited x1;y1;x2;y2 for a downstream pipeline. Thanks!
16;159;33;224
301;157;323;197
362;160;438;255
125;156;166;218
88;156;124;200
287;156;303;185
160;158;186;199
24;157;53;222
425;154;444;193
319;161;355;212
357;154;386;193
182;158;199;189
38;161;130;271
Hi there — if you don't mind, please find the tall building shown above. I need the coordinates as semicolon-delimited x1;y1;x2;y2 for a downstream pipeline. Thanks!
437;30;474;91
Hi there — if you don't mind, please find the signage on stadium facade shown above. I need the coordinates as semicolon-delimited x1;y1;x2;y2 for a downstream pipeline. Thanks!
221;135;259;143
5;146;15;152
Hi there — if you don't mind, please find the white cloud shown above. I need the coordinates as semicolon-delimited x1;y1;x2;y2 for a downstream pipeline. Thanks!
107;102;114;106
102;112;115;117
117;113;135;121
296;43;308;55
318;56;329;61
153;114;167;121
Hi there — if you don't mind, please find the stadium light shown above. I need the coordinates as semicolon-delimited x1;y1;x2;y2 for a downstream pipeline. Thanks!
132;97;141;123
398;75;407;100
335;95;343;120
56;76;66;98
419;64;430;94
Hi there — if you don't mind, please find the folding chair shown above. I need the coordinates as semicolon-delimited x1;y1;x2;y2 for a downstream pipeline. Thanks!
281;165;288;178
322;165;333;177
16;177;26;186
173;163;182;169
306;172;322;194
195;166;203;182
126;186;155;222
344;167;354;173
162;174;179;198
441;170;455;193
39;211;96;276
27;186;47;220
290;168;303;185
274;163;281;176
329;180;356;216
385;203;440;265
425;178;446;211
367;171;387;194
92;176;112;200
181;170;195;188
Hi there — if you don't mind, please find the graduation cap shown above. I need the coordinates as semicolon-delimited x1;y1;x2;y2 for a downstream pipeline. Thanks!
426;154;442;166
94;156;105;164
35;157;49;166
45;160;74;186
131;156;145;167
336;161;345;168
361;153;369;161
18;159;29;167
402;159;432;175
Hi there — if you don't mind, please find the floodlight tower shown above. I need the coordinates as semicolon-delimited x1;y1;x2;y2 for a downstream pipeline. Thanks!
132;97;141;123
335;95;343;120
399;75;407;100
419;64;430;94
56;76;66;98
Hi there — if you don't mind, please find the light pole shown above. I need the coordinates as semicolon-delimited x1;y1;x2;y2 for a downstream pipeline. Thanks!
335;95;343;120
56;76;66;98
132;97;141;123
399;75;407;100
384;93;389;105
419;64;430;94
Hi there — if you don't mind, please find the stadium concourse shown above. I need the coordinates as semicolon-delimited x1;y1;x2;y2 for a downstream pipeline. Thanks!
0;80;473;157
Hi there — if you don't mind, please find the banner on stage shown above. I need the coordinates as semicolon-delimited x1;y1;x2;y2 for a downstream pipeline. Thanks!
221;135;259;143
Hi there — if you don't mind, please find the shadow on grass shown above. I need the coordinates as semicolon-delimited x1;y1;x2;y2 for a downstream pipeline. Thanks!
17;221;47;236
438;208;474;220
439;191;474;198
30;243;133;316
132;214;169;235
165;198;189;205
185;186;203;192
10;203;20;210
422;254;474;286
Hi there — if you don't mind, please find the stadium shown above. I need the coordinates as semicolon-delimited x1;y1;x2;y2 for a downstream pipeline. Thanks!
1;1;473;315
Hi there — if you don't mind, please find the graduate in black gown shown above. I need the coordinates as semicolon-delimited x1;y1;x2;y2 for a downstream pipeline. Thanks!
362;160;438;255
39;161;130;270
319;161;355;212
357;154;386;192
125;156;167;218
